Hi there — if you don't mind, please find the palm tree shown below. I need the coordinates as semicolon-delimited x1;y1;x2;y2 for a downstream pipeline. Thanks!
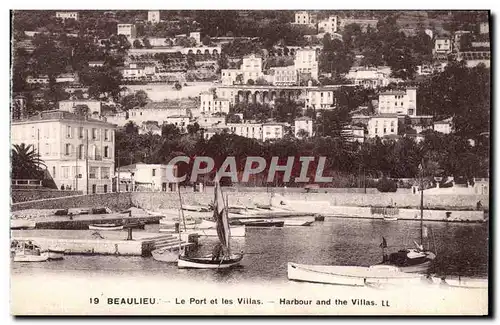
11;143;46;179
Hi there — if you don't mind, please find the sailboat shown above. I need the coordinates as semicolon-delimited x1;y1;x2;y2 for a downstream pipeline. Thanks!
376;161;436;273
177;182;244;269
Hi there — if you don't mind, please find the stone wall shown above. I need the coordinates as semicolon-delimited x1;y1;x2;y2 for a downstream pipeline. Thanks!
11;192;132;212
11;190;488;212
12;189;83;203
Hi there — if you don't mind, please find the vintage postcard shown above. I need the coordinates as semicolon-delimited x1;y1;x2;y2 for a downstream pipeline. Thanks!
10;9;490;316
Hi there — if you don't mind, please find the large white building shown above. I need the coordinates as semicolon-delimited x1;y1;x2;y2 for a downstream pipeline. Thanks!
263;123;288;141
227;122;263;140
59;100;102;116
367;114;398;138
433;118;453;134
241;54;263;84
200;91;230;114
305;88;336;110
434;37;452;54
294;116;313;138
318;16;338;35
11;111;116;194
116;163;178;192
221;69;240;86
56;12;79;20
294;11;317;25
377;88;417;116
345;66;393;89
294;49;319;80
117;24;137;39
270;66;298;86
148;10;160;24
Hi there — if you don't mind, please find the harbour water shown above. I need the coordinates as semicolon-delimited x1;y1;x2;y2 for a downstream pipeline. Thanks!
11;218;488;283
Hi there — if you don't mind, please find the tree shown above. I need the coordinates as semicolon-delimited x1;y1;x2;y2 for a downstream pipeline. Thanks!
142;38;152;49
162;123;181;139
74;104;90;116
124;121;139;134
297;129;309;138
247;79;255;85
236;74;244;85
202;35;211;46
174;82;182;91
187;122;200;135
133;39;143;49
11;144;46;180
255;77;269;85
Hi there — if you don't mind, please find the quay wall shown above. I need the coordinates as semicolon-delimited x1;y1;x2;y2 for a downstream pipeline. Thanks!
12;236;148;256
11;192;132;212
11;191;488;213
12;189;83;203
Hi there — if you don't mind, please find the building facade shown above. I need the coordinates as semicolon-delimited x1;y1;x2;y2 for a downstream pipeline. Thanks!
271;66;298;86
294;49;319;80
116;163;178;192
318;16;338;35
200;91;230;114
11;111;116;194
367;115;398;138
117;24;137;39
227;123;263;140
434;37;452;54
148;10;160;24
221;69;240;86
241;54;263;84
263;123;287;141
345;66;392;89
433;118;453;134
305;88;336;110
56;12;79;20
294;11;317;25
377;88;417;116
294;116;313;138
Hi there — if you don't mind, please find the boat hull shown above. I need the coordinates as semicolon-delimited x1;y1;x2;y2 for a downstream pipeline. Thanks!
239;220;284;227
14;253;49;262
287;263;424;287
178;254;243;269
152;249;180;263
44;249;64;260
88;225;123;231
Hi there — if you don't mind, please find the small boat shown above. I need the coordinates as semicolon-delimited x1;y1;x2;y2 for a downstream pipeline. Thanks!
88;223;123;231
12;241;49;262
43;248;65;260
178;253;244;269
159;225;246;237
379;245;436;273
287;263;424;287
383;216;398;221
11;220;36;230
282;218;314;226
151;244;194;263
177;182;243;269
238;219;284;227
182;205;210;212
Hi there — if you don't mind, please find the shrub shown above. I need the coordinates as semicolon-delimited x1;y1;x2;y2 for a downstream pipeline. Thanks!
376;177;397;192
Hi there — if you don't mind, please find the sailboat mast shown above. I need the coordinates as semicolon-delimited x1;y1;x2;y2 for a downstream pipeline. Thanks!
225;193;231;256
420;160;424;248
178;185;187;231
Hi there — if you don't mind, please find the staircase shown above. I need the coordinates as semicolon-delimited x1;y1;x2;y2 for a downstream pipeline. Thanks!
151;234;187;250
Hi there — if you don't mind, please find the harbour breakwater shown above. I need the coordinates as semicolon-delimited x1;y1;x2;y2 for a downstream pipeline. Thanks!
11;191;488;223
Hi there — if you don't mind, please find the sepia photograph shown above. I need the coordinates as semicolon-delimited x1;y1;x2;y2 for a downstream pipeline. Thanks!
9;8;490;316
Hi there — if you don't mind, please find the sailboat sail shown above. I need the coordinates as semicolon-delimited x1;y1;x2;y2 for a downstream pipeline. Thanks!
213;182;230;254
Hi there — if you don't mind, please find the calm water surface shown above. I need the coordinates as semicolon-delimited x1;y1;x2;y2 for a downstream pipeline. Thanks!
11;218;489;284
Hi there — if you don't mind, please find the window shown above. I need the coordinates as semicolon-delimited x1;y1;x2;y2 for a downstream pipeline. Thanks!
79;127;84;138
375;128;378;134
101;167;110;179
52;166;56;178
383;128;387;134
66;126;72;138
104;146;109;158
62;167;70;179
152;169;156;176
78;145;84;159
89;167;98;179
104;129;108;140
44;143;50;156
103;184;108;193
65;144;71;156
92;128;97;140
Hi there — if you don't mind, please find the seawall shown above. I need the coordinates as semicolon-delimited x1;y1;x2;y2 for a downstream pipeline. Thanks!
12;189;83;203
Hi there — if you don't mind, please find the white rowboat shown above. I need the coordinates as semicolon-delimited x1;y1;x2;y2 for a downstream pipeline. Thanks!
88;224;123;231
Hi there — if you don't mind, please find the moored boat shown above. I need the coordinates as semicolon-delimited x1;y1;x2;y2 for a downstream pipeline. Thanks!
12;241;49;262
43;248;65;260
151;244;195;263
177;182;243;269
238;219;284;227
88;223;124;231
383;216;398;221
178;253;244;269
282;217;315;226
287;262;424;287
